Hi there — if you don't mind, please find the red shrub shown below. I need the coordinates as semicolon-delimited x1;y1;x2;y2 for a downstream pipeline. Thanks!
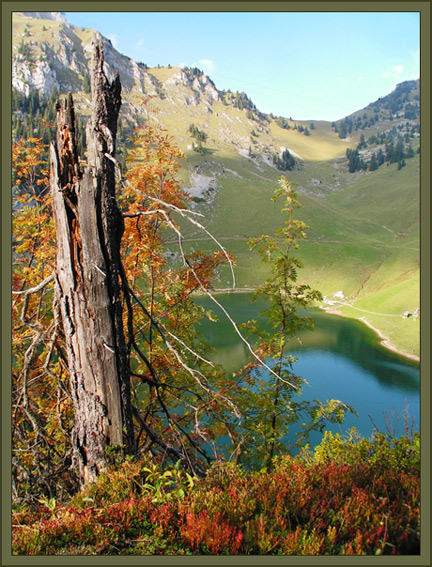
179;507;243;554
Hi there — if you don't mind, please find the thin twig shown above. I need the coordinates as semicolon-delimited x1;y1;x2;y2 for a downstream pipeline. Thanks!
12;272;55;296
123;179;236;287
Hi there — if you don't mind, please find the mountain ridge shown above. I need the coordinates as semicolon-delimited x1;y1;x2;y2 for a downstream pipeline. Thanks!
13;13;419;127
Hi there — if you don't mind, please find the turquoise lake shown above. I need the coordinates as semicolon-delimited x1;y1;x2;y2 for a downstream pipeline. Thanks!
195;293;420;450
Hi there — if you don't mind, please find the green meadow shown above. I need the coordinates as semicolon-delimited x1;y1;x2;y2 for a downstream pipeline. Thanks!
173;125;420;358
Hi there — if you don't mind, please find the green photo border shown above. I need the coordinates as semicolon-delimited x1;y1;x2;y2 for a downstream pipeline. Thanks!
2;2;430;566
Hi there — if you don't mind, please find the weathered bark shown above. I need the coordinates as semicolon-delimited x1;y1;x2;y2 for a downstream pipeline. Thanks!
50;41;134;486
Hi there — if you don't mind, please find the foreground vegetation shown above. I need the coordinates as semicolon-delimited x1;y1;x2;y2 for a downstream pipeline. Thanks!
12;430;420;556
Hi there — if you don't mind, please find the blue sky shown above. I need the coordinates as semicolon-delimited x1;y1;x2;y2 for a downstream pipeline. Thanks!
63;10;420;122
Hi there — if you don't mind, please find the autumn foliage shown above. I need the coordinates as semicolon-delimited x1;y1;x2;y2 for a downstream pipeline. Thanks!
12;430;420;555
12;122;233;504
12;137;76;499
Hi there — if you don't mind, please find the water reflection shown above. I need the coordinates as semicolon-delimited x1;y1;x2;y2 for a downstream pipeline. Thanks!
195;293;420;441
288;313;420;394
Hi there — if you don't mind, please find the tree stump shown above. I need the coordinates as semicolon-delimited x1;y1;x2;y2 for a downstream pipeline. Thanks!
49;41;134;486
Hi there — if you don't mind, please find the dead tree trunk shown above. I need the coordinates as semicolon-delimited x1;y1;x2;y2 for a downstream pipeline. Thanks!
50;41;134;486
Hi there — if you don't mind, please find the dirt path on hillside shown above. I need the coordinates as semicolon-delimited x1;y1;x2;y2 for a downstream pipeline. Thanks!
323;300;401;318
368;221;398;241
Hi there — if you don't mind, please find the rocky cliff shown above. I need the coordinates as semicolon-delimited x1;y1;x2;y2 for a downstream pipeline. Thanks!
13;13;223;108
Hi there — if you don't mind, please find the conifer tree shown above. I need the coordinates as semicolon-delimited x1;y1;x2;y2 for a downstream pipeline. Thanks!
369;152;379;171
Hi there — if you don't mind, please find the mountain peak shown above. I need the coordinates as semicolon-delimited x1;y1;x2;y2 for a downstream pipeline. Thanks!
20;12;67;23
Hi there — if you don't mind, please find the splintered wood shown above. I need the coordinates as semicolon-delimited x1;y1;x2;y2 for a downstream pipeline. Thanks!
49;41;133;486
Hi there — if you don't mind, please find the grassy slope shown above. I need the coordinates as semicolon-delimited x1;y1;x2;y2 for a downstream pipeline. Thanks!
268;121;349;161
324;154;420;357
178;146;419;357
12;15;420;357
146;76;420;357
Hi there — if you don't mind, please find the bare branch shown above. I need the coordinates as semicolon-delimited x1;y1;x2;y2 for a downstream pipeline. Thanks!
12;272;54;296
131;405;207;476
183;257;298;390
124;179;204;217
163;328;215;367
123;179;236;287
123;179;296;391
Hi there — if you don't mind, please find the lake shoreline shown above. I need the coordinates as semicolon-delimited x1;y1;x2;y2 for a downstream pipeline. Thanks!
320;306;420;363
208;288;420;364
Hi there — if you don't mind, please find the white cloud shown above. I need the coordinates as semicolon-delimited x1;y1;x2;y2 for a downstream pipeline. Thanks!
336;76;345;82
199;59;215;72
136;38;145;49
382;65;404;79
190;59;216;73
357;76;363;82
